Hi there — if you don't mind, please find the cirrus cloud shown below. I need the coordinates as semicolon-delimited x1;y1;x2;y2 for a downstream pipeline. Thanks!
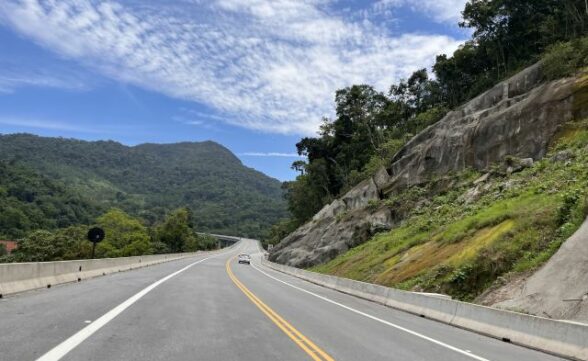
373;0;468;23
240;152;304;158
0;0;464;135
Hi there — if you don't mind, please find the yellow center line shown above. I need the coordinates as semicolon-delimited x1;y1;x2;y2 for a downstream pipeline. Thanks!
226;256;335;361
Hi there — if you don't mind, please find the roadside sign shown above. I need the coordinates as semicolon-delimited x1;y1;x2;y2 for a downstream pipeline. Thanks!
87;227;105;258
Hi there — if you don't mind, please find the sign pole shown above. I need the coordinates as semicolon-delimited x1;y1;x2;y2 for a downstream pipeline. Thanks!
87;227;105;259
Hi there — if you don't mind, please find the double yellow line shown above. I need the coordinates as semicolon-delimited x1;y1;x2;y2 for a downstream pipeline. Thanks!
226;257;335;361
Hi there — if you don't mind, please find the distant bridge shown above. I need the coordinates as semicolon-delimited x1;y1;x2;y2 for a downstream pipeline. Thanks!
199;233;241;248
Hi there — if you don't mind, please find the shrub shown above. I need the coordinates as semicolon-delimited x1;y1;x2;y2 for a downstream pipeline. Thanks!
542;37;588;80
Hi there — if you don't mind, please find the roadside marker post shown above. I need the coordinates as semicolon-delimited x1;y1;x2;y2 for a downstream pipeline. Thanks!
87;227;105;259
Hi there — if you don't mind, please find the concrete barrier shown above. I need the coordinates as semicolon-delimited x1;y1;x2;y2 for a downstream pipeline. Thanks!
261;257;588;360
0;242;239;297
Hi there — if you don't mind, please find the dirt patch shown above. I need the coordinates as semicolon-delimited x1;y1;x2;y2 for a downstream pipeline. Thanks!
475;271;533;307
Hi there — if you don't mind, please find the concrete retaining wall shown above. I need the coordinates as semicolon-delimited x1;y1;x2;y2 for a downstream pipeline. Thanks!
0;242;239;297
261;257;588;360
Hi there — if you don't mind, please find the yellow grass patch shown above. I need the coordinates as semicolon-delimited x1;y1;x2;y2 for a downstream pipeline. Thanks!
374;219;515;285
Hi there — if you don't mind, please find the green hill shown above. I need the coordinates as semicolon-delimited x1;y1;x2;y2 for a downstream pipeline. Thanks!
0;134;287;238
0;160;100;239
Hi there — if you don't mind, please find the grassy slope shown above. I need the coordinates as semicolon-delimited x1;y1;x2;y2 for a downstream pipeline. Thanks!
313;121;588;301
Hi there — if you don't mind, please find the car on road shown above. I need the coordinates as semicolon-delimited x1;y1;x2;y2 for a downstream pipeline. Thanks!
238;254;251;264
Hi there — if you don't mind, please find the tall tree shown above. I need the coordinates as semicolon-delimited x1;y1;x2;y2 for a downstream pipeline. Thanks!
96;208;152;257
155;208;195;252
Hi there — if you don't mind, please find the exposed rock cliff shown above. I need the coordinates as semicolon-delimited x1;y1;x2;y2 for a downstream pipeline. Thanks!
270;63;585;268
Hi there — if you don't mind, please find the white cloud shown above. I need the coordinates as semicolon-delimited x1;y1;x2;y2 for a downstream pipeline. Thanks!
0;117;98;132
373;0;468;24
0;0;464;135
240;152;304;158
173;116;204;126
0;66;90;93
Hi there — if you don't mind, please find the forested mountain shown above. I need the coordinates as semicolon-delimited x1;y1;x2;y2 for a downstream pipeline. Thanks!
0;161;100;239
0;134;287;238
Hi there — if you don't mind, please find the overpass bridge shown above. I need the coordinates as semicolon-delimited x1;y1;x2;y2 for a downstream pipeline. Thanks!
199;233;241;248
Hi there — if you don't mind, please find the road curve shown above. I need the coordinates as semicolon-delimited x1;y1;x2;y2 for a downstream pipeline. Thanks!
0;239;567;361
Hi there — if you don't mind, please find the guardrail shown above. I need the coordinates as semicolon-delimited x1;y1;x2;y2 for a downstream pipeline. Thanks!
0;241;240;298
261;256;588;360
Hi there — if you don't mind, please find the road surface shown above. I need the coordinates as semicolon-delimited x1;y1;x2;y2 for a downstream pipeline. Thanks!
0;239;567;361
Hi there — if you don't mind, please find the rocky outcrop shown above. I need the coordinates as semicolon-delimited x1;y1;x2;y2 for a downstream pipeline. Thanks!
270;63;587;268
489;216;588;322
270;178;394;267
381;63;577;194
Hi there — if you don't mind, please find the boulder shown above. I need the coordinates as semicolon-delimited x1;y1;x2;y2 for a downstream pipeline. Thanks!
473;173;490;185
461;185;483;204
341;178;379;211
373;166;391;191
552;150;575;163
520;158;534;168
269;207;393;267
312;199;346;221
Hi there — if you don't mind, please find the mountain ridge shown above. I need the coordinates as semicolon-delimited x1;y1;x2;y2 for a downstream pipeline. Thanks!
0;133;287;238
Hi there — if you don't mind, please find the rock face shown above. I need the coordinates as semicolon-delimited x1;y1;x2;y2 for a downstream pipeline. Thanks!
270;178;394;267
381;63;577;195
270;63;585;268
491;217;588;322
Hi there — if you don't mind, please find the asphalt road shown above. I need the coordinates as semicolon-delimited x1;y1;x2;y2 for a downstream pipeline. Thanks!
0;239;568;361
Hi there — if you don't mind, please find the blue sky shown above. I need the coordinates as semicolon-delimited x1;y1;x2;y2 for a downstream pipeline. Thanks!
0;0;468;181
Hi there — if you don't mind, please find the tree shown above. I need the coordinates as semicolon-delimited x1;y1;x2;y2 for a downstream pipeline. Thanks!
155;208;195;252
58;226;92;260
196;234;218;250
96;208;151;257
291;160;307;175
11;230;66;262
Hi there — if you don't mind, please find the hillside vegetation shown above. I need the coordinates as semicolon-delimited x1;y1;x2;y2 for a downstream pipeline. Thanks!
3;207;219;262
0;161;100;239
0;135;287;238
269;0;588;243
268;0;588;302
313;121;588;300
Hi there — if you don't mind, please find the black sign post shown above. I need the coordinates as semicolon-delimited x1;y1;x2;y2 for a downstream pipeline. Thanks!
87;227;105;259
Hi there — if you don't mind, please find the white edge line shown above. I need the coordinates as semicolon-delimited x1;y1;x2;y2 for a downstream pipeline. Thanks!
251;260;491;361
36;246;239;361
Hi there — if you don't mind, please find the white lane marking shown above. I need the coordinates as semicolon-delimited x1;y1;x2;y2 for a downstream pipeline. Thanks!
251;261;491;361
83;321;91;324
36;251;232;361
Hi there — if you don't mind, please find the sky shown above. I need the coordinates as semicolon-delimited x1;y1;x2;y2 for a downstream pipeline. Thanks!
0;0;469;181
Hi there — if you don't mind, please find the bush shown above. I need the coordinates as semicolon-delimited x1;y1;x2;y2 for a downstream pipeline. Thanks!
556;192;580;226
542;37;588;80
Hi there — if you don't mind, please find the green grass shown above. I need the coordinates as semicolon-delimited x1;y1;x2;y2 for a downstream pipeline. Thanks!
312;121;588;301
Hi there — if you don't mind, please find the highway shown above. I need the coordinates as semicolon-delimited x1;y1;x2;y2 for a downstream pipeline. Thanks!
0;239;567;361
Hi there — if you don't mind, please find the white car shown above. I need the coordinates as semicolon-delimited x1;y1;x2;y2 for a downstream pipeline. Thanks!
238;254;251;264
